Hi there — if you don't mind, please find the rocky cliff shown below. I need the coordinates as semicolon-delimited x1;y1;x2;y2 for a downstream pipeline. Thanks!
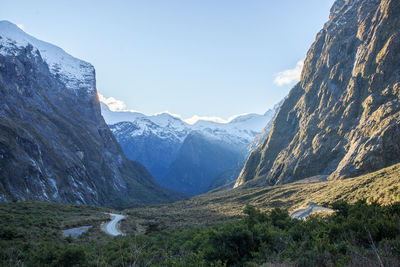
0;21;182;206
236;0;400;187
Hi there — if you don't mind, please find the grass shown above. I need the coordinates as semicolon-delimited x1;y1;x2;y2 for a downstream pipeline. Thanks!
123;162;400;233
0;201;111;239
3;162;397;237
0;163;399;266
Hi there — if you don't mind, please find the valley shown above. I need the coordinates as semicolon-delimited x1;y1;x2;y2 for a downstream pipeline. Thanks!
1;0;400;265
102;101;280;195
122;161;400;233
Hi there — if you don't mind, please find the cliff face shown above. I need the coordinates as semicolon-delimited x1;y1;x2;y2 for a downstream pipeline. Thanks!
236;0;400;187
0;21;182;206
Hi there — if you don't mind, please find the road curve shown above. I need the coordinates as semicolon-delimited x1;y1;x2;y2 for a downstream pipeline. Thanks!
103;213;126;236
290;202;334;219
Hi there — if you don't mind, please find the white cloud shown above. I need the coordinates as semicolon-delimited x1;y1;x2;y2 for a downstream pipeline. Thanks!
16;24;24;30
184;115;229;125
274;60;304;86
227;113;250;121
98;93;138;112
184;113;251;125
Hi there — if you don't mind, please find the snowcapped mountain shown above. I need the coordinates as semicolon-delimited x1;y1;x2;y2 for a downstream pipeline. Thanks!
101;103;189;142
101;100;280;194
102;102;273;148
0;20;94;94
190;113;269;147
246;98;285;153
0;21;183;206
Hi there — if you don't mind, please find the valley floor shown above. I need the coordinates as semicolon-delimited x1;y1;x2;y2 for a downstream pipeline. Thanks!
123;162;400;233
1;163;399;266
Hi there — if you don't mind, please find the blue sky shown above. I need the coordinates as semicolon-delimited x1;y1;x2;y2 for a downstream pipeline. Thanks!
2;0;334;121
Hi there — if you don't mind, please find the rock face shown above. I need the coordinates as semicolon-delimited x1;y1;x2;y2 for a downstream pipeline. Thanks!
236;0;400;187
246;99;285;153
0;21;182;206
102;102;279;194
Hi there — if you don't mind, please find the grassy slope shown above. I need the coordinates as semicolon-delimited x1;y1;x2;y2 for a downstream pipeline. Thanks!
124;162;400;233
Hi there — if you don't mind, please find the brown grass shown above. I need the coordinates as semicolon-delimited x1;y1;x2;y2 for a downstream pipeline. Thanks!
123;163;400;234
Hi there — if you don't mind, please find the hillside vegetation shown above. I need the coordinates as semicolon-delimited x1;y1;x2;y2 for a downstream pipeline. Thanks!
1;200;400;266
124;162;400;232
0;163;399;266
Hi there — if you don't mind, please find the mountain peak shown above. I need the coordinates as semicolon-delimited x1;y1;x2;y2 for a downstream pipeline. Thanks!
0;20;94;94
0;20;21;30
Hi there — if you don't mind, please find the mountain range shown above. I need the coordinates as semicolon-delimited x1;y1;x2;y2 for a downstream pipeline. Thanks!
101;103;280;194
2;0;400;265
1;0;399;211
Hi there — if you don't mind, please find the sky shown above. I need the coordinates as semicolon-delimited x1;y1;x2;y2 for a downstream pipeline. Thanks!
1;0;334;122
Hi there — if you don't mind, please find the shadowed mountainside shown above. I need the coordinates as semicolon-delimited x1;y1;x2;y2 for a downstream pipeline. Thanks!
0;21;184;207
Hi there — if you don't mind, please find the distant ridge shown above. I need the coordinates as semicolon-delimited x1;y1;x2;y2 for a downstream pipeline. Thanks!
101;100;281;194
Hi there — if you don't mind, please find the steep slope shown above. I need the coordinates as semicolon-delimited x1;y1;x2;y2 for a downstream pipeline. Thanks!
246;99;284;153
161;132;242;195
0;21;182;206
103;103;276;193
109;121;185;182
236;0;400;187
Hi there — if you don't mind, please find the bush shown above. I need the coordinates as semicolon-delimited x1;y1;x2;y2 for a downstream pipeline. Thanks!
56;246;86;266
1;201;400;266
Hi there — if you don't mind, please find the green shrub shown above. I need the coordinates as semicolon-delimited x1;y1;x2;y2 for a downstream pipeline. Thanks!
1;201;400;266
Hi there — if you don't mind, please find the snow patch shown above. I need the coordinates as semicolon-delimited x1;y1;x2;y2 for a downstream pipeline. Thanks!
86;185;96;195
0;194;7;202
75;191;86;204
69;176;79;189
0;21;95;94
352;45;364;76
106;103;278;148
48;178;59;199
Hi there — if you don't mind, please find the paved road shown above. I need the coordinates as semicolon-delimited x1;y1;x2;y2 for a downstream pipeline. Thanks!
290;202;334;219
103;213;125;236
63;226;92;238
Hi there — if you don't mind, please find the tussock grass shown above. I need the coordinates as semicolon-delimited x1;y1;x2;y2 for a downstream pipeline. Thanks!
125;163;400;233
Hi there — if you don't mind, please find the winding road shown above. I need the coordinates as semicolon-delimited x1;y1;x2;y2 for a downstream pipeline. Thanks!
103;213;126;236
290;202;334;219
